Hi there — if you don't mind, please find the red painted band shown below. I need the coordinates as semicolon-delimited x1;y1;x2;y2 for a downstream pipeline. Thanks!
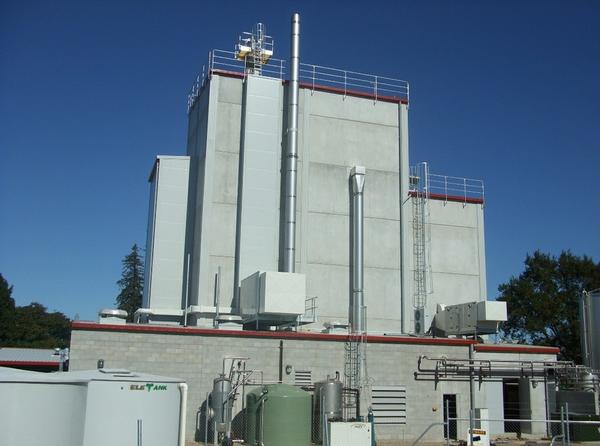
475;344;560;355
408;190;485;205
208;70;409;105
72;321;475;346
0;361;60;367
298;82;408;105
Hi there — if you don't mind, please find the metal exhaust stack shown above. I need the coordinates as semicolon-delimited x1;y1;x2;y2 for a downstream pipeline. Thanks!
282;12;300;273
350;166;366;333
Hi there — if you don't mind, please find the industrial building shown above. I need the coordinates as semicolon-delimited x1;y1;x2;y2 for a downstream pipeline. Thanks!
65;14;599;446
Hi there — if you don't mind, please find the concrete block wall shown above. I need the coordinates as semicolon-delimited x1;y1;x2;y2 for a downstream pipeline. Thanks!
69;326;560;443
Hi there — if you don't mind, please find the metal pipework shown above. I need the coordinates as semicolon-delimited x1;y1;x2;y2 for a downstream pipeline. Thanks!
282;12;300;273
350;166;366;334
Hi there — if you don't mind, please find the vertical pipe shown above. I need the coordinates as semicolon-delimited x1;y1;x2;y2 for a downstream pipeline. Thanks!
178;383;188;446
278;340;284;383
214;266;221;328
468;344;475;446
398;103;410;333
184;253;190;327
579;291;590;368
204;392;209;446
350;166;366;334
137;419;143;446
445;397;451;445
565;402;570;446
560;406;565;446
282;13;301;273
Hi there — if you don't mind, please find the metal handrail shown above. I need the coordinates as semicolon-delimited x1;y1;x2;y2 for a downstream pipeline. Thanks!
187;48;410;112
299;63;409;100
410;165;485;203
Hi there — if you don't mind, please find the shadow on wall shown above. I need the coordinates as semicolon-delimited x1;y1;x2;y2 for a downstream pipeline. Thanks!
195;397;247;442
195;398;211;443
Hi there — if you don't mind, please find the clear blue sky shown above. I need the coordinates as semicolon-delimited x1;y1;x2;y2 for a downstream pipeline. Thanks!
1;0;599;321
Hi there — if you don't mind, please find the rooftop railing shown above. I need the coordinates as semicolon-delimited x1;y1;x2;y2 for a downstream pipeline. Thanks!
298;64;409;101
410;163;485;204
187;49;410;112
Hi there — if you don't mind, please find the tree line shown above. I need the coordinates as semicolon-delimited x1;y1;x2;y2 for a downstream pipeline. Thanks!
0;244;144;348
0;274;71;348
1;247;599;363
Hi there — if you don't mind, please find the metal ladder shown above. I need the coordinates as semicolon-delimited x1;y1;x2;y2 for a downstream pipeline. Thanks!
411;162;430;334
343;332;367;419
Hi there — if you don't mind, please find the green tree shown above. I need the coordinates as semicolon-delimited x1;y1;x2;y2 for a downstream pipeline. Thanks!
497;250;600;362
11;303;71;348
0;274;71;348
0;274;16;344
116;244;144;322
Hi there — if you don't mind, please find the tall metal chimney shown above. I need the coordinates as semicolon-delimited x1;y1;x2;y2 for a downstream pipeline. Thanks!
350;166;366;334
282;13;300;273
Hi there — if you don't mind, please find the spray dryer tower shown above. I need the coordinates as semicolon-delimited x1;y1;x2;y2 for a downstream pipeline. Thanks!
141;13;498;337
69;13;600;446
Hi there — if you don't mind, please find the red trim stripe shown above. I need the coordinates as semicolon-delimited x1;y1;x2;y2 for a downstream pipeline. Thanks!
408;190;484;205
72;323;558;354
208;70;409;105
475;344;560;354
298;82;408;105
72;322;474;346
0;361;60;368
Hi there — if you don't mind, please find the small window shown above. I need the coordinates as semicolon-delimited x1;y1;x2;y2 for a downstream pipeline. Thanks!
294;370;312;386
371;385;407;425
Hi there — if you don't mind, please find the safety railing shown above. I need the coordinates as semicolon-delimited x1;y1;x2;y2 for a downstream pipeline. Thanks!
410;412;600;446
187;48;410;112
299;63;409;102
187;49;286;112
410;163;485;204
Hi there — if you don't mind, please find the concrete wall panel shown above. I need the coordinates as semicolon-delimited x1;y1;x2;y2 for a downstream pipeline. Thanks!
308;115;399;172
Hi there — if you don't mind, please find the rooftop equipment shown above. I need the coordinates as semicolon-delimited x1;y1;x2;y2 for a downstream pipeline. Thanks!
430;301;507;337
239;271;306;328
235;22;274;75
98;308;127;324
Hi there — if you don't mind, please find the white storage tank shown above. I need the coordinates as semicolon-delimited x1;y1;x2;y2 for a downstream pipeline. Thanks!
0;367;187;446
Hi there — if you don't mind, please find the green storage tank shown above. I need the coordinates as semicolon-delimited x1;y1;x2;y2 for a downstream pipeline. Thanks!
245;384;311;446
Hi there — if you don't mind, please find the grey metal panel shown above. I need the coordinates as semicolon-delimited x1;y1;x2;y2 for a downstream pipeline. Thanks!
185;76;221;309
0;347;60;363
144;156;190;310
235;75;283;285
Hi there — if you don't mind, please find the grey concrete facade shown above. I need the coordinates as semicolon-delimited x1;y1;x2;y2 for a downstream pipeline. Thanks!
172;71;487;334
407;199;487;331
143;156;190;313
69;325;557;443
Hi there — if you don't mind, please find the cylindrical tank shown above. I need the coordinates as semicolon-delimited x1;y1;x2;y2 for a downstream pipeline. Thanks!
580;289;600;372
313;377;343;443
211;375;232;432
245;384;311;446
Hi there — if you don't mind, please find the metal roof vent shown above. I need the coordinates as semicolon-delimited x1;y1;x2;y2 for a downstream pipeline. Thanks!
98;308;128;324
